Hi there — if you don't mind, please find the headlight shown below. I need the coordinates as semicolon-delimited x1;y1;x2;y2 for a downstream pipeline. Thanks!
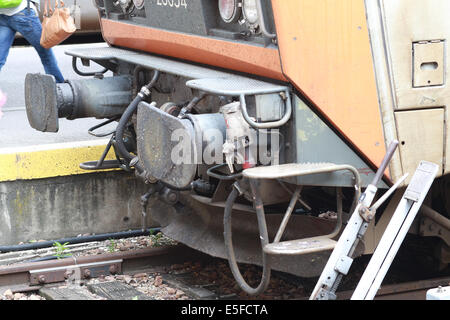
218;0;241;23
242;0;259;25
132;0;145;10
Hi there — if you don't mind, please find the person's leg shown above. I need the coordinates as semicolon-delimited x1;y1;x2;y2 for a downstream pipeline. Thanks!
0;15;16;71
9;8;65;83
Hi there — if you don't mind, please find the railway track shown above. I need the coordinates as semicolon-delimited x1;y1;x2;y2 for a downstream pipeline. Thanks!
0;239;448;301
337;277;450;300
0;243;208;300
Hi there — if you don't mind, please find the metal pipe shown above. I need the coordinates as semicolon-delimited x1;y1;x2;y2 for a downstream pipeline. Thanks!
370;140;399;186
72;56;108;77
115;95;144;164
0;228;161;253
421;205;450;230
371;173;409;211
328;187;343;239
277;180;312;211
178;93;207;118
207;163;243;181
87;116;120;138
273;186;302;243
255;0;277;39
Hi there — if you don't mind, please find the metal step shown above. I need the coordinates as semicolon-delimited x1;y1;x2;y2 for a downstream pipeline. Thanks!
65;45;282;88
186;77;288;96
264;237;337;256
243;163;344;180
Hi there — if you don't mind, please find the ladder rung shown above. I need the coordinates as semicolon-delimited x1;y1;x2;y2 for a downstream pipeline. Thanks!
243;163;338;180
264;237;337;256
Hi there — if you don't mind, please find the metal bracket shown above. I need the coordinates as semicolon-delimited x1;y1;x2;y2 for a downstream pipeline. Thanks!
29;259;122;285
79;135;126;171
72;56;108;77
334;255;354;275
315;288;337;300
359;206;376;223
420;216;450;246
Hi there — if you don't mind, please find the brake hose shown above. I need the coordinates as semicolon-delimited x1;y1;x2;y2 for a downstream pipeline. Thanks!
114;69;196;192
223;180;271;295
115;70;160;166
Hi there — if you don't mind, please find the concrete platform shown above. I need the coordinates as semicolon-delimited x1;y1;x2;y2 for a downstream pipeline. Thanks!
0;171;156;246
0;43;157;245
0;140;158;245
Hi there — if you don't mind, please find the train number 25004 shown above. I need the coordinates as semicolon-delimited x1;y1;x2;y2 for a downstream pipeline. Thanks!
156;0;187;9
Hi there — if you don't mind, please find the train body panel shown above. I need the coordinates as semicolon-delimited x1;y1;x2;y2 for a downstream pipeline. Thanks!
100;18;285;81
366;0;450;183
272;0;386;176
98;0;389;177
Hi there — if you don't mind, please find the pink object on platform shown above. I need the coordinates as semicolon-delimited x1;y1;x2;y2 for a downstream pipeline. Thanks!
0;90;6;119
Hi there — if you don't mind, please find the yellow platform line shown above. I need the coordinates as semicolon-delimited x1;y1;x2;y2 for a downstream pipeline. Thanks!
0;140;119;182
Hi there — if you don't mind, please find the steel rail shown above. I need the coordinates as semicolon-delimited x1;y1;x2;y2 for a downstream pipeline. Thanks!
0;245;198;293
1;242;448;300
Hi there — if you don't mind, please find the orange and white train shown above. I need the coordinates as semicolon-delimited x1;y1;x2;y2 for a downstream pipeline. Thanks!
25;0;450;296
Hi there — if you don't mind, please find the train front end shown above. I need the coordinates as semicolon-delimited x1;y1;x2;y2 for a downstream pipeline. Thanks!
24;0;450;295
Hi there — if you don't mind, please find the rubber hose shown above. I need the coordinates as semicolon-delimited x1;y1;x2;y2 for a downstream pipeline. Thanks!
0;228;160;253
115;70;160;166
223;186;271;296
115;95;143;163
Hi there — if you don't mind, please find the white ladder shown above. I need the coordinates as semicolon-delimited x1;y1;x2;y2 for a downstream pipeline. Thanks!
310;153;438;299
351;161;439;300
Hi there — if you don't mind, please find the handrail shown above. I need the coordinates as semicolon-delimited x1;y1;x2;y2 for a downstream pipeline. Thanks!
239;91;292;129
256;0;277;39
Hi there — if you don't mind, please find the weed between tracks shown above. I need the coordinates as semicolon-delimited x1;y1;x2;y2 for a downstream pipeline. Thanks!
53;242;72;259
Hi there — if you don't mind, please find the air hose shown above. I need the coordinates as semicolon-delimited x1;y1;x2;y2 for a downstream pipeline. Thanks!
114;69;196;192
223;180;271;295
115;69;160;169
0;228;161;253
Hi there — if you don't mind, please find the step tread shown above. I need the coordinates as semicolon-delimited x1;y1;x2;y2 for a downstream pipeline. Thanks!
243;163;338;179
264;237;337;255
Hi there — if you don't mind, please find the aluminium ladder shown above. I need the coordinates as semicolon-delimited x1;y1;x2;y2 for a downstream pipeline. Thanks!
351;161;439;300
310;144;439;299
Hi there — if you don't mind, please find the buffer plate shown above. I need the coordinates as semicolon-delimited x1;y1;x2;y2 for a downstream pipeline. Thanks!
24;73;59;133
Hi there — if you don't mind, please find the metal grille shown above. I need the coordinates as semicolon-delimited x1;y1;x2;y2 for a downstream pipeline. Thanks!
186;78;288;96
